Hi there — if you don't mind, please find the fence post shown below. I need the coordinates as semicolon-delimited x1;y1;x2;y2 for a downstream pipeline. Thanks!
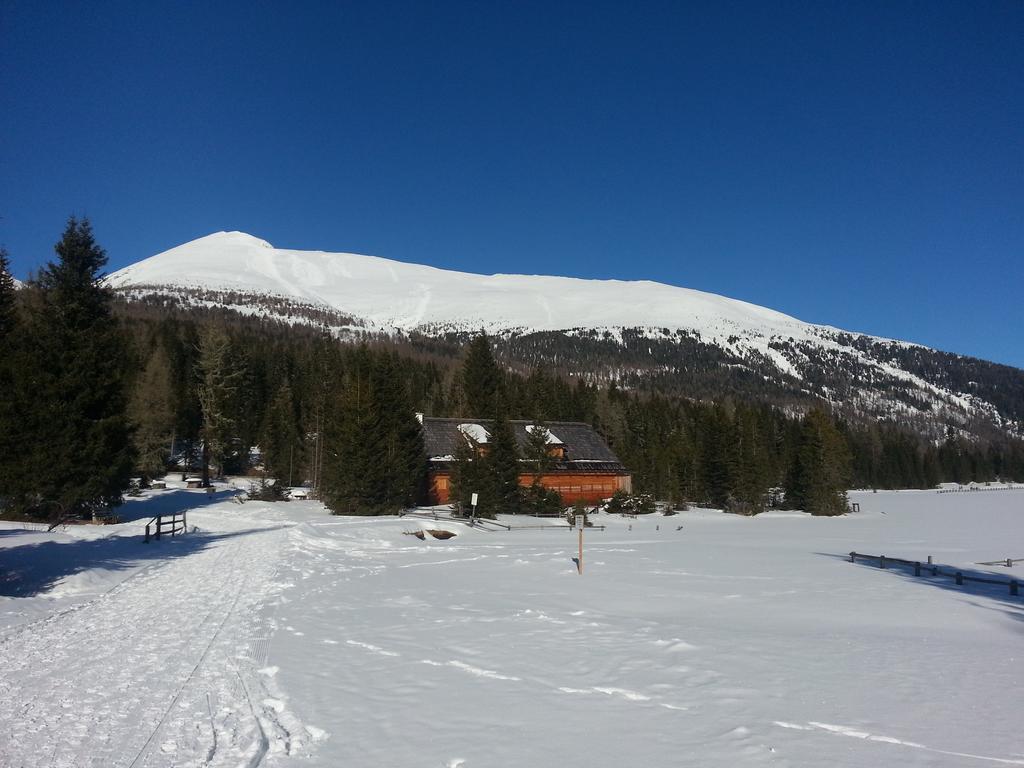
880;555;886;569
927;555;933;565
1012;581;1019;597
850;551;856;563
1007;558;1013;568
956;572;963;586
914;562;921;577
145;523;150;543
155;517;161;540
183;511;187;533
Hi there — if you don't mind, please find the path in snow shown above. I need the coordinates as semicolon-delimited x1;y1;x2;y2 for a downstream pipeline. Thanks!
0;503;310;768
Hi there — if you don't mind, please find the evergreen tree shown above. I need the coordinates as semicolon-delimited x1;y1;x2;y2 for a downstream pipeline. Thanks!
700;404;736;508
731;405;771;514
786;409;851;516
521;419;559;515
524;421;555;479
16;219;134;520
195;326;244;485
128;339;175;480
374;354;426;511
0;248;20;511
448;428;494;517
461;332;502;417
0;247;15;340
320;347;425;514
260;379;303;485
485;410;522;514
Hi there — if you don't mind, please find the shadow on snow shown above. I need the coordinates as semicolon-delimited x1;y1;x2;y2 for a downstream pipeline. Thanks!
114;487;241;522
818;551;1024;626
0;488;273;599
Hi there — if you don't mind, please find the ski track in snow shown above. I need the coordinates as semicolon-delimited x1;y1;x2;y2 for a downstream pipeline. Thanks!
773;722;1024;765
0;511;306;768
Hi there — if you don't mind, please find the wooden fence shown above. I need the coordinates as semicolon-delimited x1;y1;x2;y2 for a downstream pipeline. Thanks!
144;512;188;543
936;485;1023;494
849;551;1020;596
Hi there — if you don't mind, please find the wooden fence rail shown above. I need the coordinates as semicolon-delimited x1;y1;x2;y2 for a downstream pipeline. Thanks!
144;511;188;543
849;551;1020;596
936;485;1023;494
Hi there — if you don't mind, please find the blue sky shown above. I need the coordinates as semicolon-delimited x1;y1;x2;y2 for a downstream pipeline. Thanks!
2;1;1022;367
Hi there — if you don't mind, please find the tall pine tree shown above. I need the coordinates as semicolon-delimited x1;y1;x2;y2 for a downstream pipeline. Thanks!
320;347;424;514
19;219;134;519
461;332;502;417
786;409;851;516
128;338;175;481
485;410;522;515
0;248;20;511
195;326;244;486
260;379;303;485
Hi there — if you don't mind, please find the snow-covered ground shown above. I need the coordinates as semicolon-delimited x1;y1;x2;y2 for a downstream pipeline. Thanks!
1;487;1022;767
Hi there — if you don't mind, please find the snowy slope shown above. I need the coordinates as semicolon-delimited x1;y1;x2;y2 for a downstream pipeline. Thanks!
107;232;1022;436
108;231;833;340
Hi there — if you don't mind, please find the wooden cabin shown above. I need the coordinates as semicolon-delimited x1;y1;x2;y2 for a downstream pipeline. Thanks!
421;417;632;506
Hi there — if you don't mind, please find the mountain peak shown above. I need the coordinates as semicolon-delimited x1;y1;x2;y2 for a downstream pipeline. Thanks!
190;231;274;249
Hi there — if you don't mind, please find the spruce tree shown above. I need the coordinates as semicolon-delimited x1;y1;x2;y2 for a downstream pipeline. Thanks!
373;354;426;511
522;420;562;515
461;332;502;417
449;431;490;517
732;406;770;514
260;379;302;485
786;409;851;516
524;421;554;480
0;247;15;340
485;410;522;514
128;339;175;480
0;249;19;512
196;326;244;485
18;219;134;520
320;347;424;515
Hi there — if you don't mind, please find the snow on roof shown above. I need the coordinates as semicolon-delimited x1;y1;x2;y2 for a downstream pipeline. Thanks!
525;425;564;445
457;423;490;444
422;418;623;465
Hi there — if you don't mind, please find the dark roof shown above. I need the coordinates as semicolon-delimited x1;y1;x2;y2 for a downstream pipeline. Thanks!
421;417;625;469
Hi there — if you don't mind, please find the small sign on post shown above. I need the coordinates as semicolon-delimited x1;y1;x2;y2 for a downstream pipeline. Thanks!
470;492;478;526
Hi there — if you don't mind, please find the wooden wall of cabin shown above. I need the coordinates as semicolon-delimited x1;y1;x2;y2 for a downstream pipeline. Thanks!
425;471;630;506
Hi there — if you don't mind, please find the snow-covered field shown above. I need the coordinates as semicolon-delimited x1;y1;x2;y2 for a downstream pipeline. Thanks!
1;486;1022;767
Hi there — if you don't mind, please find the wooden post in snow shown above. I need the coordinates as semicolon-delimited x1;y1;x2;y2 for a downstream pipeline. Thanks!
578;524;583;575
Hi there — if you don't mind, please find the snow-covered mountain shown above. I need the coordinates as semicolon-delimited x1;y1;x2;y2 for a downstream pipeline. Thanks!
110;232;816;342
108;231;1023;438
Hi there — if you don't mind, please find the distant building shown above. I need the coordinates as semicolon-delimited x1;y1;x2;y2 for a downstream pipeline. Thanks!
420;417;631;506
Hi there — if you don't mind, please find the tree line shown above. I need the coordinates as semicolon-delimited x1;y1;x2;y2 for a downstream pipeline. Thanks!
2;219;1022;522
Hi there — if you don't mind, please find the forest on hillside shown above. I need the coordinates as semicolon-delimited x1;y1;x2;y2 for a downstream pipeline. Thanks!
2;220;1024;524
